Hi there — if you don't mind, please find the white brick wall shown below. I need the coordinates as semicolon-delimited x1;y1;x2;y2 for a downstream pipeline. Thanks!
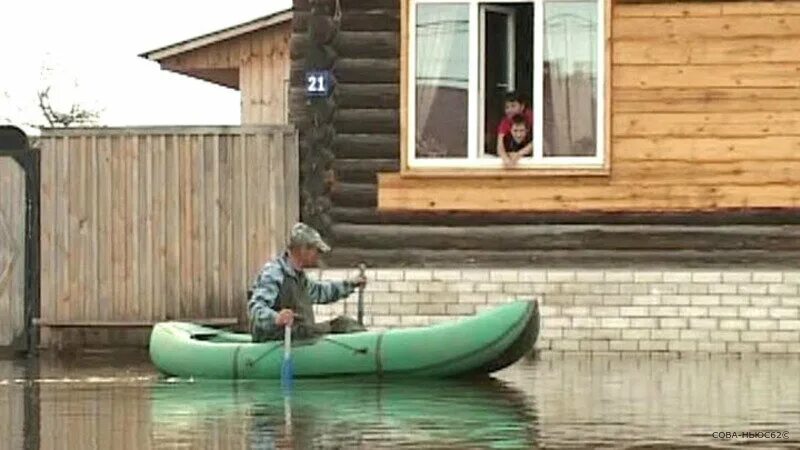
311;268;800;354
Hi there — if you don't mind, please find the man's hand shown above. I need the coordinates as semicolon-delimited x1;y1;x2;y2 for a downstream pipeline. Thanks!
349;274;367;289
275;308;294;326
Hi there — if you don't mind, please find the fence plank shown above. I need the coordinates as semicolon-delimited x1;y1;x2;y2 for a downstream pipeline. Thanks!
57;137;69;328
179;134;193;318
151;135;164;321
218;135;233;318
40;137;55;344
232;134;248;326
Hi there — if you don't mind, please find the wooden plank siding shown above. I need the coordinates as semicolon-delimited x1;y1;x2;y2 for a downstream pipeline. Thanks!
0;159;26;348
38;126;298;348
377;0;800;212
160;22;291;125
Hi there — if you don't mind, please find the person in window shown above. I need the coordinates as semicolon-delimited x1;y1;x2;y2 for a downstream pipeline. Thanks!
496;91;533;165
500;114;532;167
247;222;367;342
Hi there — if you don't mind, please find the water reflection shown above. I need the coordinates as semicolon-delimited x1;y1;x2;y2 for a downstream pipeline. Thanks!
151;377;540;449
2;352;800;449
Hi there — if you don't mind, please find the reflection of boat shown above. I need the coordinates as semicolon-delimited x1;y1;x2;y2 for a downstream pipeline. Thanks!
149;300;540;379
150;376;540;449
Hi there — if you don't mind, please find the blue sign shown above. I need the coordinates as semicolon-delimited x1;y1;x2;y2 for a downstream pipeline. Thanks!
305;70;333;98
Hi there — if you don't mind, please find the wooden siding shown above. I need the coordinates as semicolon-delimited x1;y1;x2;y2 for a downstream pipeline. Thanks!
160;23;292;124
38;126;298;347
0;158;26;348
378;0;800;212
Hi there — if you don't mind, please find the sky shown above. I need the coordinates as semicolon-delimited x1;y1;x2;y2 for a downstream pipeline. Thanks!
0;0;291;133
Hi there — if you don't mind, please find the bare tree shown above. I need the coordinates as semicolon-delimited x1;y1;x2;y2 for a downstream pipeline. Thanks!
37;85;101;128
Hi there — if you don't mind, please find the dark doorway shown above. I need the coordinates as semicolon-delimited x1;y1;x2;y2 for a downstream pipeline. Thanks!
482;3;533;156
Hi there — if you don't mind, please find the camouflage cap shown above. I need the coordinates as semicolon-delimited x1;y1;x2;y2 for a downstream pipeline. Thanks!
289;222;331;253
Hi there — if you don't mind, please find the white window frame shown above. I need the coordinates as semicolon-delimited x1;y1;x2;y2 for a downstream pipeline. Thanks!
407;0;605;170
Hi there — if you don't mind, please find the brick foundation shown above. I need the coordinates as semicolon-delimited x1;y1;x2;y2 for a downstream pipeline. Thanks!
310;268;800;354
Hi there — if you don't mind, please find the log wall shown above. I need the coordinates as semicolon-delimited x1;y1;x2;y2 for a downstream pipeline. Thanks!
288;0;800;267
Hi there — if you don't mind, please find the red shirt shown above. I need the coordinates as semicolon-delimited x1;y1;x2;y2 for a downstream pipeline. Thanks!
497;108;533;136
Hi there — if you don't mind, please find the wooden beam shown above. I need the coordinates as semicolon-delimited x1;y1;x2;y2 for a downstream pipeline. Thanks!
325;247;800;269
334;134;399;159
294;10;400;32
336;109;398;134
34;317;239;328
332;182;377;207
295;0;399;11
331;223;800;251
330;207;800;226
333;159;400;183
290;84;399;110
292;32;398;60
291;59;399;85
613;15;800;40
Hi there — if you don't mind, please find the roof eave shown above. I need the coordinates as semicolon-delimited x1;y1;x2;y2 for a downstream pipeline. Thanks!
139;9;292;61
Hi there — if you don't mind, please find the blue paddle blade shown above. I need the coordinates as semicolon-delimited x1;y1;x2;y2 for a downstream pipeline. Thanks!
281;358;294;389
281;324;293;389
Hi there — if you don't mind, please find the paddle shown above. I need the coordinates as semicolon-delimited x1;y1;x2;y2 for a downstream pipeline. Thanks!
357;262;366;326
280;323;293;389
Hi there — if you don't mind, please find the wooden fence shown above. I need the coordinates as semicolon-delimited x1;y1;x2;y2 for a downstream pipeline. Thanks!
38;126;298;347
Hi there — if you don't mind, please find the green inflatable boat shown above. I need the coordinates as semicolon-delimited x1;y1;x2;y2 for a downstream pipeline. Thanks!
149;299;540;379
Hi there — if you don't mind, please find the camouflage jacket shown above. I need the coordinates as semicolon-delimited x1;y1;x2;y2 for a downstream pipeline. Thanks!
247;252;356;341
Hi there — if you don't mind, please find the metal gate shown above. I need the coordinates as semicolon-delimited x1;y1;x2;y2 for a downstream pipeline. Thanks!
0;126;39;353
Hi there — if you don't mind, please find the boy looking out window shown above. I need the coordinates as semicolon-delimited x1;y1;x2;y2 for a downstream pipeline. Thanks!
495;92;533;167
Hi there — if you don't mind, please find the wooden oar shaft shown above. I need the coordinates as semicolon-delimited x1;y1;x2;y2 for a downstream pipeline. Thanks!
357;262;366;325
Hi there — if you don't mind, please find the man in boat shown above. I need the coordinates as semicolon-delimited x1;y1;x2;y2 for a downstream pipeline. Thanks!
247;222;368;342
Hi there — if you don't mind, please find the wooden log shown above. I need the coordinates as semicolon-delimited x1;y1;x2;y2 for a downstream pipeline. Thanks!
336;109;398;134
331;207;800;226
290;84;399;110
337;84;399;109
294;10;401;32
331;223;800;251
292;40;338;68
331;182;377;207
293;32;398;60
34;317;239;328
308;14;338;45
333;158;400;183
291;59;399;86
325;247;800;269
295;0;399;11
333;133;399;159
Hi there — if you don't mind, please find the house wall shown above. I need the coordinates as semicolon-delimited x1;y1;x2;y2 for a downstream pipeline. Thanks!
379;0;800;212
161;22;292;124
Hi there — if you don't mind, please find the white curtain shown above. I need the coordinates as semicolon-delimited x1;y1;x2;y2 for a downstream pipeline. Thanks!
415;4;469;158
543;2;598;157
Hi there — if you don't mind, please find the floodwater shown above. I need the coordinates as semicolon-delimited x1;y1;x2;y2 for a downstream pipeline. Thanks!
1;352;799;449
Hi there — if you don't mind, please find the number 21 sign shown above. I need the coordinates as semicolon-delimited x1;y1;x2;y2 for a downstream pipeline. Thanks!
305;70;332;98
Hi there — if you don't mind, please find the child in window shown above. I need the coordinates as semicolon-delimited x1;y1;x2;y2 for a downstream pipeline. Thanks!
500;114;532;166
496;92;533;167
